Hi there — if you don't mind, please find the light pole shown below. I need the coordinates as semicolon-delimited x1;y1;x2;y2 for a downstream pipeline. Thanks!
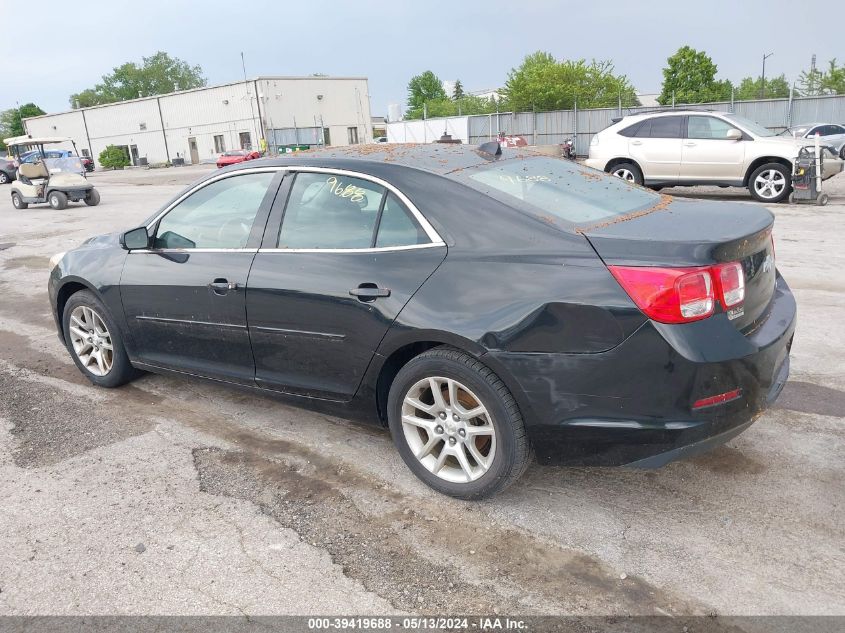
761;52;773;99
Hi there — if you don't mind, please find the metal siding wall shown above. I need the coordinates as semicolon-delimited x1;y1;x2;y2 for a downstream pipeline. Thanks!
408;95;845;155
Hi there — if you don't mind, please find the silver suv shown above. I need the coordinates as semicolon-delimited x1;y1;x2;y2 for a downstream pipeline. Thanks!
585;110;843;203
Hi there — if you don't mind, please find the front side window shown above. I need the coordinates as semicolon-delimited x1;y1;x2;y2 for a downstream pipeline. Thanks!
278;172;384;249
460;155;659;225
154;172;274;249
687;116;740;140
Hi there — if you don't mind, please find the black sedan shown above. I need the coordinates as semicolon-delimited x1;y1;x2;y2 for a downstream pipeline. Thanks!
48;143;796;498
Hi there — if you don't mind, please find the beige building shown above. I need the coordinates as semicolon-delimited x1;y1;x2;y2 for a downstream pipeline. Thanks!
24;76;373;168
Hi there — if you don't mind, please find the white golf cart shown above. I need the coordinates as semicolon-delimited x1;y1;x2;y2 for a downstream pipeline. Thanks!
3;135;100;210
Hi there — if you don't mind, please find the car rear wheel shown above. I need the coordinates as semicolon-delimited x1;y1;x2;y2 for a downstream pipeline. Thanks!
49;191;68;210
387;347;531;499
609;162;644;185
84;189;101;206
11;192;28;209
749;163;791;203
0;171;9;185
62;290;139;388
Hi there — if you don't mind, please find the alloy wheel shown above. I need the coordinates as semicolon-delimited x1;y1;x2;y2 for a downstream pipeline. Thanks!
68;305;114;376
613;168;635;182
753;169;786;200
401;376;496;483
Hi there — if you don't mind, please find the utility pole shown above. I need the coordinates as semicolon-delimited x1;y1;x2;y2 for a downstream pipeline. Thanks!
761;52;774;99
241;52;260;150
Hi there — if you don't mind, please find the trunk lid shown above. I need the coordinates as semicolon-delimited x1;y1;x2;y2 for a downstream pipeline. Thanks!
579;196;776;331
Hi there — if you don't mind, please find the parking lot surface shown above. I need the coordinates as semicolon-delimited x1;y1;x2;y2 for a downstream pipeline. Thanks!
0;165;843;617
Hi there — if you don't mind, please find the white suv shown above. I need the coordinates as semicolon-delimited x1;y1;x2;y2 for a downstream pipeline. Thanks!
585;110;844;203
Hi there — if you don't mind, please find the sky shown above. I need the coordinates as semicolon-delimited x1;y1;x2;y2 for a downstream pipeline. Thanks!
0;0;839;117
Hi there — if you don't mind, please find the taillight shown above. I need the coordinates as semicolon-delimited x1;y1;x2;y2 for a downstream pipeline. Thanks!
609;262;747;324
608;266;714;324
715;262;745;307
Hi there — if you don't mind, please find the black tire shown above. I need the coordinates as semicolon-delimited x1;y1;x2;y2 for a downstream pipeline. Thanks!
0;171;9;185
85;189;101;206
62;289;139;388
608;162;644;186
49;191;68;210
11;192;28;209
387;346;532;500
840;146;845;160
748;162;791;203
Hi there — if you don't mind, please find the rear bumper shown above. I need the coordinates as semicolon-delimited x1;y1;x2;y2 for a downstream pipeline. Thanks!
583;158;605;171
489;274;796;466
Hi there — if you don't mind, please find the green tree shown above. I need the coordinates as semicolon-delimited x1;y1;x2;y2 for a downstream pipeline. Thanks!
406;70;448;118
501;51;638;111
70;51;206;108
798;58;845;96
735;74;790;100
452;79;464;100
0;103;47;147
99;145;131;169
658;46;733;104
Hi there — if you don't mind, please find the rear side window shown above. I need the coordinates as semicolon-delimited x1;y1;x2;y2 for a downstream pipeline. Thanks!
648;116;683;138
459;155;659;225
279;172;384;249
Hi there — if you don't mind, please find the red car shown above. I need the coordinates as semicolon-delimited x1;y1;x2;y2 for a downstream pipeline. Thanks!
216;149;260;168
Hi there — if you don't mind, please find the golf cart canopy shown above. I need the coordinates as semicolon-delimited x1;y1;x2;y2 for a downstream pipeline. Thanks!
2;135;74;147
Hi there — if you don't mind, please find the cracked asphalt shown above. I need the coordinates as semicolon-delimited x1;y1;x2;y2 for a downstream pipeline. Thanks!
0;164;842;617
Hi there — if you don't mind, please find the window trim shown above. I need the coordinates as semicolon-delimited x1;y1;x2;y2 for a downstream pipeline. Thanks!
261;166;445;253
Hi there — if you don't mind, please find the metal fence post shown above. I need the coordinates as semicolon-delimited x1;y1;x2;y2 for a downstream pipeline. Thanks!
573;100;578;157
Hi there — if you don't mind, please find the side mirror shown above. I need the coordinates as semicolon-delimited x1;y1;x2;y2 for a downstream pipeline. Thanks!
120;226;150;250
726;128;742;141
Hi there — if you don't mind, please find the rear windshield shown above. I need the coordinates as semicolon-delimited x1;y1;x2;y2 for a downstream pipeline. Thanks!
456;155;659;225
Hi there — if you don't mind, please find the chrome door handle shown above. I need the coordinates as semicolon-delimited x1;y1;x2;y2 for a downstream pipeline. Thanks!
208;278;239;295
350;284;390;302
684;142;697;147
631;140;643;146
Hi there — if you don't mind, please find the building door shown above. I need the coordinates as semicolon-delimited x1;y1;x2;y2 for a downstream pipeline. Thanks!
130;145;140;166
323;128;331;146
188;137;199;164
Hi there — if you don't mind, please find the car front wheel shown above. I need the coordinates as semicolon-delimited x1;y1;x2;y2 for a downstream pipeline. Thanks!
0;171;9;185
84;189;101;206
749;163;791;203
387;347;531;499
62;290;139;388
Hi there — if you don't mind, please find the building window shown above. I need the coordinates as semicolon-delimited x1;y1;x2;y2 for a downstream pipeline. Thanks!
81;148;91;158
139;122;147;131
347;127;359;145
214;135;226;153
239;132;251;150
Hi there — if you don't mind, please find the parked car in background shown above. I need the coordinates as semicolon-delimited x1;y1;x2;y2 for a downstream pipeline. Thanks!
48;143;795;499
216;149;260;168
1;156;16;184
19;148;92;171
81;156;95;172
781;122;845;159
586;109;844;203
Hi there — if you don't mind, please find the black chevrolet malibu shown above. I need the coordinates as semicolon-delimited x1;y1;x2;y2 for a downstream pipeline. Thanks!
48;143;796;498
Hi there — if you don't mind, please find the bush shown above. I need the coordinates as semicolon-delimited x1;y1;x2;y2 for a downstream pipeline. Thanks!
98;145;130;170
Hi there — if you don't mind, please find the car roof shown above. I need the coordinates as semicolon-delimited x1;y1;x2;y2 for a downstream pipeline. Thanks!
238;143;517;176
